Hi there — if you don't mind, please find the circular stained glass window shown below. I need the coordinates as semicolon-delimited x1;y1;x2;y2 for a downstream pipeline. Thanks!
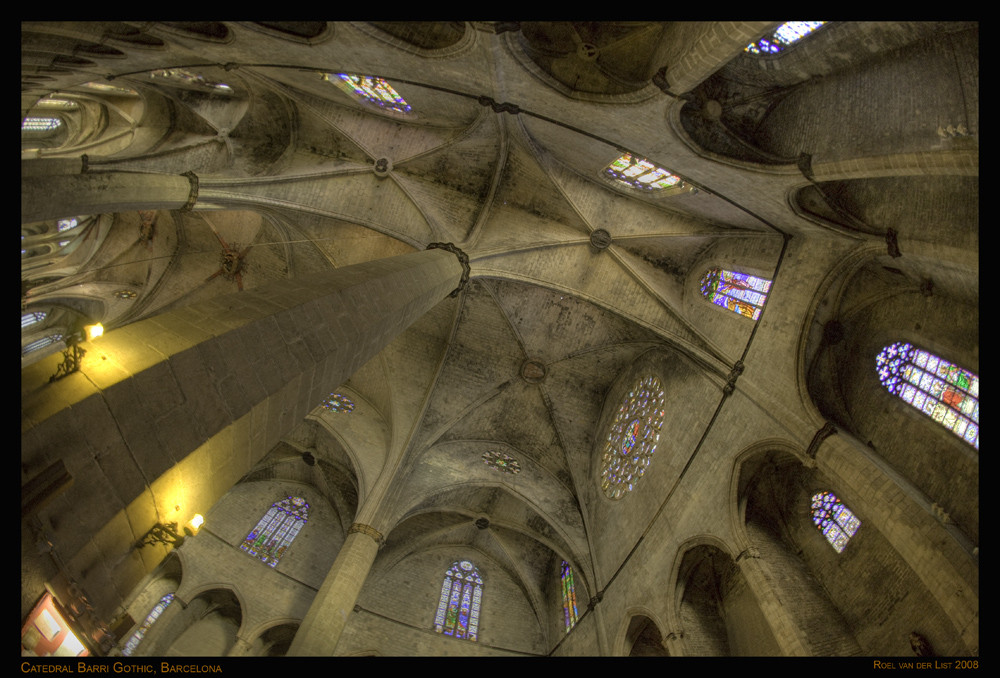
600;375;665;500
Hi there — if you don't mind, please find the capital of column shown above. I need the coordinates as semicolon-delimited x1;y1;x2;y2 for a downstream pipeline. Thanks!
426;242;470;297
347;522;384;546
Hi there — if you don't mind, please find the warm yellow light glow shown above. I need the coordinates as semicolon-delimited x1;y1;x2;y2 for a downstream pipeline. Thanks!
190;514;204;529
85;323;104;340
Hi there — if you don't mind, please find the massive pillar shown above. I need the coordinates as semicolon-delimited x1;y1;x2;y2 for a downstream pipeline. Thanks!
287;523;383;656
21;238;467;621
21;163;197;222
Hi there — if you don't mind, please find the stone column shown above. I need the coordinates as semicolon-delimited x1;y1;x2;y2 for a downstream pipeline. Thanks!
287;523;383;656
21;164;197;223
814;432;979;654
732;547;812;656
21;244;468;622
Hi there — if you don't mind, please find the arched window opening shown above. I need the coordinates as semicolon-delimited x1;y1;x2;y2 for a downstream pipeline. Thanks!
22;117;62;132
433;560;483;641
23;334;63;356
240;496;309;567
121;593;174;657
482;449;521;474
745;21;827;54
149;68;233;93
876;342;978;450
604;153;683;191
699;268;771;320
22;311;47;329
57;218;80;233
321;393;355;413
601;375;666;499
810;491;861;553
324;73;412;115
561;561;579;632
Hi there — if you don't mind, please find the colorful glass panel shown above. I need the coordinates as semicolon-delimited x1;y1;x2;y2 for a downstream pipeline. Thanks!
876;342;978;450
482;450;521;474
149;68;232;92
121;593;174;657
811;491;860;553
605;153;682;191
601;375;666;499
22;311;47;329
330;73;412;114
746;21;827;54
23;334;63;355
240;496;309;567
114;290;138;300
433;560;483;642
561;561;579;632
22;117;62;132
322;393;355;413
57;218;79;233
699;268;771;320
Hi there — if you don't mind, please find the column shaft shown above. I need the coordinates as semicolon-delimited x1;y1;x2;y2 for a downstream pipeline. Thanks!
288;527;382;656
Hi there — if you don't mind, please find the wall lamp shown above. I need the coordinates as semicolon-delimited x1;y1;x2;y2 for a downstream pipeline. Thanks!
138;515;204;549
48;322;103;382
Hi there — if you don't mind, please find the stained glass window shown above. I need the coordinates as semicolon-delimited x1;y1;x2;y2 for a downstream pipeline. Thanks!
23;334;62;355
810;491;861;553
121;593;174;657
322;393;355;413
605;153;682;191
240;496;309;567
876;342;979;450
482;450;521;474
22;311;47;329
601;375;666;499
746;21;827;54
327;73;412;114
114;290;138;300
699;268;771;321
561;561;579;632
57;218;79;232
433;560;483;642
149;68;232;92
22;117;62;132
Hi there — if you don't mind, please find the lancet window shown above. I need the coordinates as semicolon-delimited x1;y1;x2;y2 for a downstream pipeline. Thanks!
23;334;63;355
121;593;174;657
561;561;579;632
433;560;483;641
745;21;827;54
240;496;309;567
326;73;412;114
601;375;666;499
699;268;771;320
810;491;861;553
876;342;978;450
604;153;682;191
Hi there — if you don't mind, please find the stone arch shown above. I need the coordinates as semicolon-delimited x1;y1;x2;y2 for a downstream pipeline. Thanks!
616;607;669;656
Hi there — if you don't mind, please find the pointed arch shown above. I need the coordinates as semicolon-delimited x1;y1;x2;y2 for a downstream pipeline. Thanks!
560;560;579;632
121;593;175;657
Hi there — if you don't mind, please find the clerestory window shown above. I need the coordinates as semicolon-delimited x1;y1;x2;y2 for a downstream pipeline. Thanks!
240;496;309;567
745;21;827;54
433;560;483;641
699;268;771;321
810;491;861;553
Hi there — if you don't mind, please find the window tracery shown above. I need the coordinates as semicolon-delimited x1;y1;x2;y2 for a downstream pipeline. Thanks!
321;393;355;413
810;491;860;553
22;311;47;329
325;73;412;114
240;496;309;567
745;21;827;54
604;153;682;191
876;342;978;450
433;560;483;641
699;268;771;320
22;117;62;132
601;375;666;499
482;450;521;474
23;334;63;355
121;593;174;656
561;561;578;632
